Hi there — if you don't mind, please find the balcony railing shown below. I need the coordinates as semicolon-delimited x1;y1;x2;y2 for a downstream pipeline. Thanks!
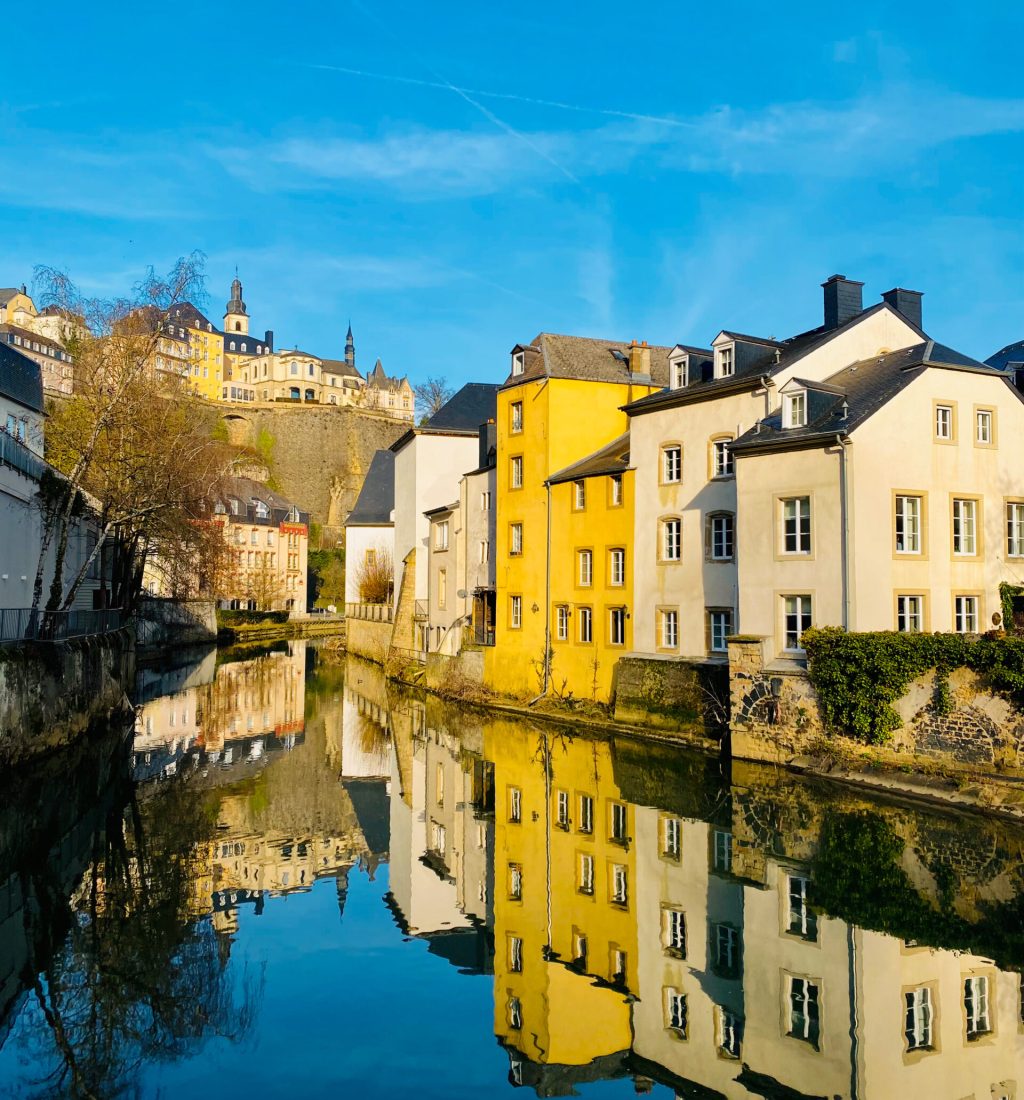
414;600;428;620
0;607;127;644
0;430;48;482
345;602;394;623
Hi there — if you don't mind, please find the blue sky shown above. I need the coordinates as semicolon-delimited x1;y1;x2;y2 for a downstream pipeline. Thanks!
3;1;1022;386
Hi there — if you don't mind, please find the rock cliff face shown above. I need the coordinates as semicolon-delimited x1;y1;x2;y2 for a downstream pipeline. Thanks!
219;406;406;542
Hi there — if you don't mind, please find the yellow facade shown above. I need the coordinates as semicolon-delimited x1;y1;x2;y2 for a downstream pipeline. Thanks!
486;722;637;1070
485;376;657;701
183;322;226;400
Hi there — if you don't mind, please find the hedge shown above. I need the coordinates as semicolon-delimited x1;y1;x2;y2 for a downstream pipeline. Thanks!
803;627;1024;744
216;609;290;627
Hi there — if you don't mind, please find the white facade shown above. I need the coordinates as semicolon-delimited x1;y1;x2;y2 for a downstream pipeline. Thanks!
630;305;923;658
344;522;394;605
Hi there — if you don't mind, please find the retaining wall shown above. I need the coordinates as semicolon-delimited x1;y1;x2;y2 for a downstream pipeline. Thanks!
346;616;393;663
613;654;728;736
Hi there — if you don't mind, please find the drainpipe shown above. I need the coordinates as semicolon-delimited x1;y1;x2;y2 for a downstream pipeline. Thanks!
837;434;851;630
528;481;553;705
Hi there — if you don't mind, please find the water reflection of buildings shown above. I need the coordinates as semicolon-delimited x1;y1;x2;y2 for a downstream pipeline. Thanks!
132;643;308;784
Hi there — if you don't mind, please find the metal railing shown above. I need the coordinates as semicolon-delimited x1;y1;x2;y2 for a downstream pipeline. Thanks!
414;600;428;620
345;602;394;623
0;606;126;644
0;430;48;482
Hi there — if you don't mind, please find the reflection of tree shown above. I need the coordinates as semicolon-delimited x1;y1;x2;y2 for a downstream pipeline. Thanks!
14;778;263;1099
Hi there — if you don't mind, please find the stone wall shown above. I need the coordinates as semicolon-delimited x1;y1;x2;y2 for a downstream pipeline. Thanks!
218;405;406;540
612;654;728;736
346;616;393;664
728;636;1024;777
136;596;217;651
425;649;485;690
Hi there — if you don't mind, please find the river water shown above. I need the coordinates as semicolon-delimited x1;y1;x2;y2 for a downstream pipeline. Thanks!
1;640;1023;1098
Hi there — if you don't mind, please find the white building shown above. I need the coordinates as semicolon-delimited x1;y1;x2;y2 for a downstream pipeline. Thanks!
344;449;396;607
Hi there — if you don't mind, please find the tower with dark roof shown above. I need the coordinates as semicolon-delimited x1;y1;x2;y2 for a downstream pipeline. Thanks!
224;273;249;335
345;322;355;368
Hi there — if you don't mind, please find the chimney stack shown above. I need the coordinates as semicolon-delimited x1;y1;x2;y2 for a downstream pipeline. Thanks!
479;419;496;469
881;288;924;330
822;274;864;329
628;340;652;378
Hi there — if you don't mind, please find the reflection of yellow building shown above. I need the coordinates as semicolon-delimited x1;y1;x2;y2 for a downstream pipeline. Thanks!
485;721;636;1076
484;335;668;701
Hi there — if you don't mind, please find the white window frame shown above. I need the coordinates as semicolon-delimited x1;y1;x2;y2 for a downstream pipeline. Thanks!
578;606;593;643
660;609;678;650
716;344;734;378
896;594;924;633
663;907;686;954
665;987;687;1035
510;456;523;489
783;595;813;653
510;594;522;629
787;875;817;940
574;480;586;509
578;852;594;894
935;404;953;440
713;830;732;873
710;513;734;560
609;607;626;646
976;408;992;444
662;518;682;562
609;547;625;586
788;976;821;1047
578;794;594;834
577;549;593;586
782;497;811;554
964;975;991;1040
511;351;525;377
1007;502;1024;557
610;474;623;506
510;401;523;433
709;609;732;653
895;495;922;554
662;816;681;859
611;863;628;905
610;801;627;841
510;523;523;556
783;390;807;428
670;355;688;389
435;520;449;551
662;444;682;483
508;786;522;823
953;498;978;556
954;594;979;634
905;986;933;1051
556;789;569;828
556;604;569;641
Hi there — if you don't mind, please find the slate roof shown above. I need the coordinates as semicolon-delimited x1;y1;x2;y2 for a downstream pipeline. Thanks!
986;339;1024;372
731;341;1009;455
321;357;362;380
0;343;44;412
624;300;926;418
212;476;308;523
0;288;21;305
505;333;674;388
547;433;630;485
346;449;395;526
422;382;499;432
0;323;69;357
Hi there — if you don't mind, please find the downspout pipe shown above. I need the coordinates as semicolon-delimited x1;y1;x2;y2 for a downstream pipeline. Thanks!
837;434;851;631
528;481;553;705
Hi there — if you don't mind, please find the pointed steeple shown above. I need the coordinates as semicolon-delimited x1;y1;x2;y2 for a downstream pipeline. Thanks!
224;270;249;335
345;321;355;368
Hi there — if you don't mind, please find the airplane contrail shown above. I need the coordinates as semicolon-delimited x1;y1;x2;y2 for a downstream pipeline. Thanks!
300;62;692;130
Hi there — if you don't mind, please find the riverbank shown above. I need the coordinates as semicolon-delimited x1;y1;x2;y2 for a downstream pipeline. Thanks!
216;616;347;646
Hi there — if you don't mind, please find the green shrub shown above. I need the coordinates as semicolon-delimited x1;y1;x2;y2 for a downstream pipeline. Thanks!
803;627;1024;744
216;609;289;627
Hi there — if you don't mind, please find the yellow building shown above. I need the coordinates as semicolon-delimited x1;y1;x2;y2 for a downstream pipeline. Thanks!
486;722;637;1078
485;334;669;701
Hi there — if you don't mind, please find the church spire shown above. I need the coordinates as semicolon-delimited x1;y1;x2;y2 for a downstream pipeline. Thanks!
345;321;355;368
224;270;249;335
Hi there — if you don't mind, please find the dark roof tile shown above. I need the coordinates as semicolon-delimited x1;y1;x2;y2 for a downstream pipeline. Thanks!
0;343;44;413
346;450;395;526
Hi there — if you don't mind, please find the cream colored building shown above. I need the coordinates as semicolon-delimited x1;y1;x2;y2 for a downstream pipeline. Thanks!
0;286;76;395
626;277;931;660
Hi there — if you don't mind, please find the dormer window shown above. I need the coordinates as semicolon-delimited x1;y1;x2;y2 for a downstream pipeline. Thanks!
783;390;807;428
716;345;734;378
229;497;242;515
253;499;269;519
670;355;688;389
511;351;525;377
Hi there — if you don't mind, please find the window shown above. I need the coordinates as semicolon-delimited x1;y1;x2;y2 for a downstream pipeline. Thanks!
954;595;979;633
713;923;740;976
935;403;954;440
510;401;523;433
480;490;491;511
509;595;522;629
479;539;490;563
572;933;588;970
964;975;991;1040
717;1008;743;1060
508;863;522;900
662;518;682;561
709;608;733;654
578;606;593;643
511;351;525;376
905;986;933;1051
662;816;681;860
437;569;447;609
577;549;593;586
578;853;594;894
660;609;678;649
556;790;570;829
251;530;258;545
434;521;449;550
895;495;923;554
665;988;687;1036
782;497;811;553
976;408;993;444
509;935;523;972
712;438;734;478
611;863;628;905
1007;502;1024;557
670;355;688;389
713;830;732;873
787;876;818;941
609;474;623;506
510;455;523;489
430;822;446;856
783;596;813;651
609;548;625;586
609;607;626;646
663;908;686;954
578;794;593;834
435;763;445;807
556;604;569;641
896;594;924;633
610;802;627;842
953;498;978;556
789;977;821;1049
717;345;734;377
507;997;522;1031
573;480;586;509
509;786;522;823
709;513;734;560
509;523;523;556
610;948;627;985
662;444;682;484
784;391;807;428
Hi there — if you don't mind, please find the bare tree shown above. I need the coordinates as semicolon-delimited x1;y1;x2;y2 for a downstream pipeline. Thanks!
413;377;454;424
356;548;393;604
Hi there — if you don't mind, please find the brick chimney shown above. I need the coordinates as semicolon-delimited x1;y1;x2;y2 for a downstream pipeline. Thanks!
881;288;923;330
822;274;864;329
628;340;651;377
